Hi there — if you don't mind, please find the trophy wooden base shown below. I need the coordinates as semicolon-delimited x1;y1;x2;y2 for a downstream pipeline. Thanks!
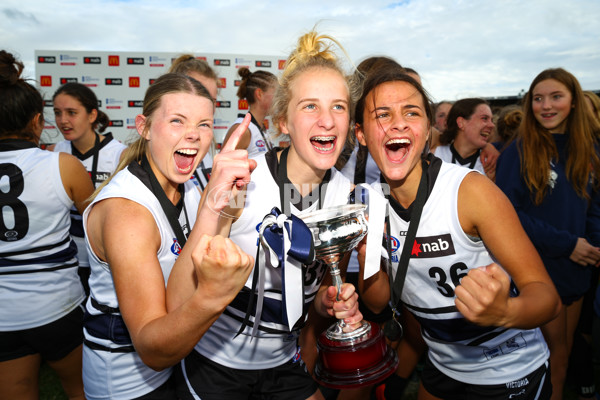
314;322;399;389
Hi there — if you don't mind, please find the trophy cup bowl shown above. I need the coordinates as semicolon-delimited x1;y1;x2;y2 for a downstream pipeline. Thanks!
300;204;398;389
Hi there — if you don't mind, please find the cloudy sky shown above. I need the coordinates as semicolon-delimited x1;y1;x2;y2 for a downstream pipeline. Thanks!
2;0;599;102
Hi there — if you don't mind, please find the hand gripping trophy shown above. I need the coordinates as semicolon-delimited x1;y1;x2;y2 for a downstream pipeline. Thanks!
300;204;398;389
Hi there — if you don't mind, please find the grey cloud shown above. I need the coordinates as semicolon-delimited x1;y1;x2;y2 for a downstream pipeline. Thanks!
6;0;600;100
2;8;40;24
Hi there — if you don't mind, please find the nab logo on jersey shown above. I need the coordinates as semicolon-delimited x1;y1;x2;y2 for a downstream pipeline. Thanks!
411;234;455;258
94;172;111;182
171;239;182;256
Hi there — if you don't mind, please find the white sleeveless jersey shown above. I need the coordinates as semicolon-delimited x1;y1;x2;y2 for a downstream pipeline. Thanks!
376;161;548;385
195;154;352;370
0;141;84;330
434;144;485;175
81;163;201;400
232;115;271;158
54;134;126;267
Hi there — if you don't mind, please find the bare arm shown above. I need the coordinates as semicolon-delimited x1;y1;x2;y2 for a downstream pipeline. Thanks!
356;239;391;314
222;123;251;151
350;192;392;315
87;197;253;370
58;152;94;215
454;172;560;329
88;198;177;370
480;143;499;180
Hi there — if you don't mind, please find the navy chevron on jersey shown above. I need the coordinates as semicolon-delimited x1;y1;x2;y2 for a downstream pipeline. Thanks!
81;161;201;400
54;133;126;267
0;139;84;331
193;150;352;370
373;158;549;386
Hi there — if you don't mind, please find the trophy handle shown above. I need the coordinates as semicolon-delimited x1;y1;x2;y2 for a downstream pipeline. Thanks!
328;260;347;330
325;257;372;339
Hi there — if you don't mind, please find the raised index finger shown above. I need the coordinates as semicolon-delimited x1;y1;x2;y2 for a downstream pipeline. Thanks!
221;113;251;153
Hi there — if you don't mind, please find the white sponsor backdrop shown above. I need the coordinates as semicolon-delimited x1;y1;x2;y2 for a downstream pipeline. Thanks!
35;50;285;147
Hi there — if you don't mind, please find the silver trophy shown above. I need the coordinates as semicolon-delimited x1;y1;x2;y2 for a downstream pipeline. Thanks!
300;204;371;339
300;204;398;389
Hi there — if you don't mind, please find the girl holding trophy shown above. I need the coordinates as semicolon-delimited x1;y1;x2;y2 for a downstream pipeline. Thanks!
354;67;561;399
168;29;363;400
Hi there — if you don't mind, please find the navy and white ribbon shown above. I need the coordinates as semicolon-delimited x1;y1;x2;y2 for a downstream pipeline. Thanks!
249;207;314;337
351;183;388;279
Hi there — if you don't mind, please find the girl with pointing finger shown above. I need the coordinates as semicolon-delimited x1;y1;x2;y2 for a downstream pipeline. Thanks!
169;29;363;400
82;73;256;400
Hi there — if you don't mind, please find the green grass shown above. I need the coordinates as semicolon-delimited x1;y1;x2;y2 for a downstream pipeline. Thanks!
39;363;67;400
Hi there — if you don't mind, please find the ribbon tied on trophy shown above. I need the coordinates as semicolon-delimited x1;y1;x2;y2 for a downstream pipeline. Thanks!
298;202;399;389
349;183;389;280
238;207;314;338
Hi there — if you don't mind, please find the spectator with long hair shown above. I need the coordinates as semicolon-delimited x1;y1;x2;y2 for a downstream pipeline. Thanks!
496;67;600;400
